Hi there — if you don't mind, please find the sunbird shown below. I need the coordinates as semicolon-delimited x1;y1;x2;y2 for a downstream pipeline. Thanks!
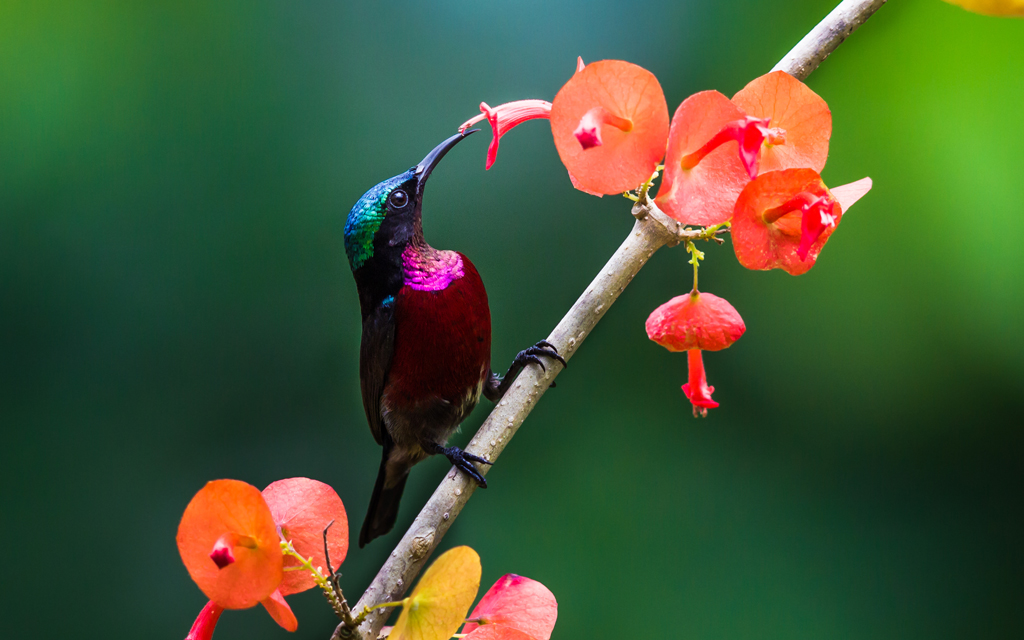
345;130;564;547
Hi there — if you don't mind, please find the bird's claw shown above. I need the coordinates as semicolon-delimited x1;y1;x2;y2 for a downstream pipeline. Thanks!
430;444;492;488
512;341;567;372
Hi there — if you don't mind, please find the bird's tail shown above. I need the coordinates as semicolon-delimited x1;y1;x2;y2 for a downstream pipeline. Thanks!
359;446;409;547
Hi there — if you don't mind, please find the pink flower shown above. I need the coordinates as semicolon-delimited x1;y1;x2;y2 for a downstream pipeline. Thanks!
460;100;552;170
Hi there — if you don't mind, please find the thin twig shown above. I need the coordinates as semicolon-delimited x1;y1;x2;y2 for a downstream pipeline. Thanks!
333;2;887;638
773;0;888;81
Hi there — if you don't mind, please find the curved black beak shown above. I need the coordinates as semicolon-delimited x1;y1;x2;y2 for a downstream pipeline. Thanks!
415;129;478;195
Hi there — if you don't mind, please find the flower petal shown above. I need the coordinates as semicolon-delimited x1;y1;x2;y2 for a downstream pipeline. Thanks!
465;625;540;640
390;547;482;640
732;71;831;174
462;575;557;640
261;589;298;632
551;60;669;195
656;91;749;226
645;292;746;353
263;477;349;596
829;176;873;213
942;0;1024;16
177;480;283;609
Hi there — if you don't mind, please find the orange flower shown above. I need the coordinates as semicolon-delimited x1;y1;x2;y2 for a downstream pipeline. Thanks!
177;479;283;610
550;60;669;194
178;477;349;636
657;71;831;226
731;169;871;275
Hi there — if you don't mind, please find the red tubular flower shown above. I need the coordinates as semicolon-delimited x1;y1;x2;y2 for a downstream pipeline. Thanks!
731;169;872;275
683;349;717;413
680;115;778;180
657;71;831;226
460;100;553;170
185;601;224;640
646;292;745;417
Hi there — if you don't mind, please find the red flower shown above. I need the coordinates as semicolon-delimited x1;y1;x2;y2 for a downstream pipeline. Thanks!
184;601;224;640
731;169;872;275
657;71;831;226
682;348;717;413
460;100;553;170
463;574;558;640
646;292;745;417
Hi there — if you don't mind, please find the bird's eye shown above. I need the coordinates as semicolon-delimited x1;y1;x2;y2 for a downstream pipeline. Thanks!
389;189;409;208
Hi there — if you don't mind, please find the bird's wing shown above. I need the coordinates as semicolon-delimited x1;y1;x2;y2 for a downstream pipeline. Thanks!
359;302;395;446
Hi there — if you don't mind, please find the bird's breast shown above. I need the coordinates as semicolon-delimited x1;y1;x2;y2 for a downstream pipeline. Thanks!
383;251;491;421
401;245;464;291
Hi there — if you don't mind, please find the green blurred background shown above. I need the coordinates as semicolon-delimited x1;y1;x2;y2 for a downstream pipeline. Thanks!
2;1;1022;638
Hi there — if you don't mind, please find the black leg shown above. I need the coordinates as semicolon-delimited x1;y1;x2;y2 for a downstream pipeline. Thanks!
484;340;567;401
425;442;492;487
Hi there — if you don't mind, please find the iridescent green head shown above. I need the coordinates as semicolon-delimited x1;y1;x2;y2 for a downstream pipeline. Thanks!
344;170;415;271
344;130;477;272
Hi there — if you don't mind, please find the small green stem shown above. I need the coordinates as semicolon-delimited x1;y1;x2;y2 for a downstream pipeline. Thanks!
280;540;351;623
624;165;666;202
371;600;408;610
686;240;704;291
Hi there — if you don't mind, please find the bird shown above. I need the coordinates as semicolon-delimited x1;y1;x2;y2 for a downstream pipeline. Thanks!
344;129;565;547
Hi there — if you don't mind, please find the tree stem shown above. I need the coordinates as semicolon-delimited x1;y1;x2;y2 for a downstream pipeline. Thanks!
333;2;887;638
773;0;888;81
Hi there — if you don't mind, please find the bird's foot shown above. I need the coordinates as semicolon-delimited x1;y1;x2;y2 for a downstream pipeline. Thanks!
511;340;567;373
426;443;492;487
485;340;566;401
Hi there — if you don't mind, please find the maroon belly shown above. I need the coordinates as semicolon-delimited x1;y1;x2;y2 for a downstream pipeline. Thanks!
384;254;491;418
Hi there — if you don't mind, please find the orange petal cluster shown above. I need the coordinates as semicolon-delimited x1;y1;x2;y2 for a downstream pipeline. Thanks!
657;71;831;226
178;477;348;637
460;59;870;414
